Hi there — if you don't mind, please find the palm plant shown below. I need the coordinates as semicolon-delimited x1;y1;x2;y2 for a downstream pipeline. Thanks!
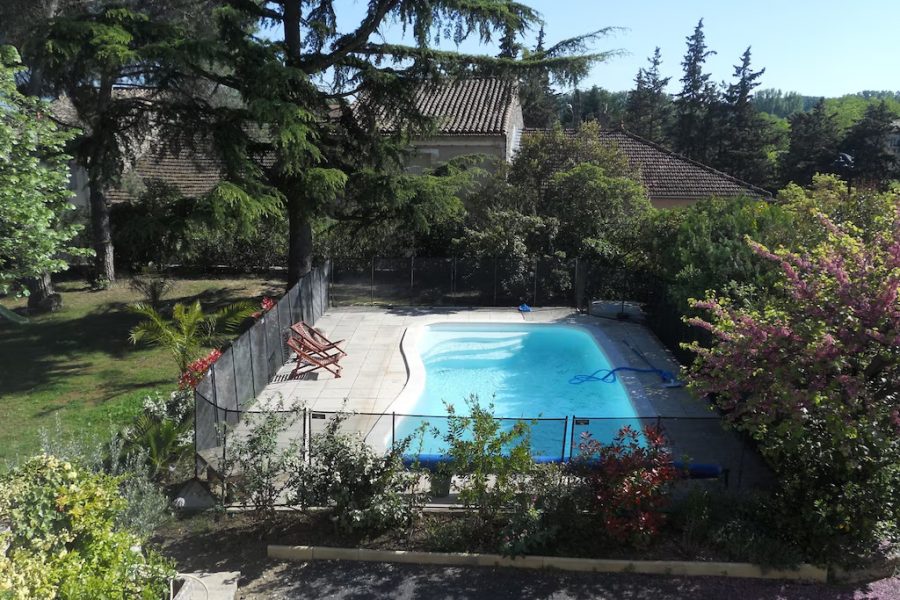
125;413;192;479
129;299;255;372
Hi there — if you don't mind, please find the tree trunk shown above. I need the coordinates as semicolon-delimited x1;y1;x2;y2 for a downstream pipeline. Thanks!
25;272;61;313
283;2;307;289
89;178;115;283
287;196;313;288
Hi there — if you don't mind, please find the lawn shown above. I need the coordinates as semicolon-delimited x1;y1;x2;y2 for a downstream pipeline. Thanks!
0;276;284;464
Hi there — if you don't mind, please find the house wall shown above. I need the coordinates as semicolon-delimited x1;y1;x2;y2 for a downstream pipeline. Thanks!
504;93;525;163
68;164;91;210
406;135;507;173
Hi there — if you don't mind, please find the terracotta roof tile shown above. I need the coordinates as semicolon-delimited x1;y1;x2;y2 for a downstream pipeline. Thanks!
378;78;517;135
521;128;771;201
105;146;222;203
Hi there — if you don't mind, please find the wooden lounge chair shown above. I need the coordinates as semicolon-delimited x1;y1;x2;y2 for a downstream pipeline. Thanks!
290;321;347;357
287;337;342;379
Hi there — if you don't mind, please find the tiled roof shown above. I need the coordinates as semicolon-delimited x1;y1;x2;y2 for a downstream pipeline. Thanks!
521;127;771;200
378;78;517;136
105;146;222;203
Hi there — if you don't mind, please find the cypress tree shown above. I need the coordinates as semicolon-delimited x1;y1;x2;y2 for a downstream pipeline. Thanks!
624;47;671;143
840;100;899;188
779;98;841;186
520;26;558;128
713;47;776;187
671;19;717;162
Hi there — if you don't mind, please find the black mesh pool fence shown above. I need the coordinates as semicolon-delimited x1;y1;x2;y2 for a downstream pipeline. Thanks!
195;404;768;491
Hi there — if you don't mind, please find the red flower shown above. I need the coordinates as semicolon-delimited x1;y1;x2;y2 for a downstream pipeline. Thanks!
178;349;223;389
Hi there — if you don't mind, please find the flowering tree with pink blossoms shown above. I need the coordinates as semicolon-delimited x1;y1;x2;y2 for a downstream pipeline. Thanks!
686;196;900;561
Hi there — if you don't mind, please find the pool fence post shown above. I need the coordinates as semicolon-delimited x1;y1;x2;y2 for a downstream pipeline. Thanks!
569;415;577;458
304;408;310;465
533;257;538;306
450;257;456;296
574;258;580;310
247;325;255;402
392;412;396;448
492;258;498;306
737;441;746;490
370;257;375;304
561;416;569;461
193;389;200;479
409;256;415;293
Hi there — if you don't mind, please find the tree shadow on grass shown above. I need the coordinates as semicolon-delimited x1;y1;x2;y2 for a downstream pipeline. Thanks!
0;284;274;398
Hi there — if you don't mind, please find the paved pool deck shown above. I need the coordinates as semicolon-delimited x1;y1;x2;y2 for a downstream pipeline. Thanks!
257;305;711;418
235;306;769;488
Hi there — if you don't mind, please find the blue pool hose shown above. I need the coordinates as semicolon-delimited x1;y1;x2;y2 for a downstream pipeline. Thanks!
568;366;677;385
570;339;684;387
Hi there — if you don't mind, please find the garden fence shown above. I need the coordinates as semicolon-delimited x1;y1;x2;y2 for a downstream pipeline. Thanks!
194;402;768;492
194;262;331;477
328;257;658;309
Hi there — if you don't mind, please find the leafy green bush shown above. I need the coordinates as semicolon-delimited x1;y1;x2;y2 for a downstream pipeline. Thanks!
0;455;174;599
686;191;900;563
290;413;426;534
37;421;171;539
223;407;303;515
128;390;194;479
111;180;289;272
671;489;805;567
498;463;585;557
437;397;535;530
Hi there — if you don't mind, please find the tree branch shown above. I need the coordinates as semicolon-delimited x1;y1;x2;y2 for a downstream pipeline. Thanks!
299;0;401;73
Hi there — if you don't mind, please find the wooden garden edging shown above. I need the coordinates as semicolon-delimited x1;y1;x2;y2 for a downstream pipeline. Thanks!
268;544;827;582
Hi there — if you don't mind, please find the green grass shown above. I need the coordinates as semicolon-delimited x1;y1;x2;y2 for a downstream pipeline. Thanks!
0;276;284;464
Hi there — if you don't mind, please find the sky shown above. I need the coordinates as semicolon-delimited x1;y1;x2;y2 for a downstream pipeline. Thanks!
327;0;900;97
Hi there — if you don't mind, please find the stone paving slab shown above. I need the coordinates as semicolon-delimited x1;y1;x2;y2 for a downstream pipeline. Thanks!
259;306;705;417
243;306;770;488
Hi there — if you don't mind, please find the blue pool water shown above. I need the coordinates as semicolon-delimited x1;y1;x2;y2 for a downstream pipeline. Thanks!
395;323;640;458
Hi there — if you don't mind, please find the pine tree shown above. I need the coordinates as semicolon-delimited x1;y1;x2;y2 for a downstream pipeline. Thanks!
624;47;671;143
161;2;613;285
712;47;776;186
779;98;841;186
519;26;558;127
9;1;214;285
671;19;717;162
840;100;899;188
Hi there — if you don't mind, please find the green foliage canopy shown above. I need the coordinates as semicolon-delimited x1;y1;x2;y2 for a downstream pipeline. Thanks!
686;188;900;561
0;47;87;296
0;454;174;598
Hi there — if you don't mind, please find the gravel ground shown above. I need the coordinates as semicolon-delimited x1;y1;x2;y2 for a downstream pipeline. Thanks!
236;560;900;600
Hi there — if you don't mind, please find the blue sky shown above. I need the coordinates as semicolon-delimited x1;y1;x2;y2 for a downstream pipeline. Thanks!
328;0;900;97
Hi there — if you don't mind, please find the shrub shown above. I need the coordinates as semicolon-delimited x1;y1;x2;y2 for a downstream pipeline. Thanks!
671;489;805;567
123;390;194;480
290;413;426;534
129;270;174;310
572;426;677;547
37;421;171;538
222;406;303;515
498;463;585;557
0;455;174;599
178;349;223;390
437;397;535;530
686;197;900;562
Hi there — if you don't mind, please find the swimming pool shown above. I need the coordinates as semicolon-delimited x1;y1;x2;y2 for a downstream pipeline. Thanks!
394;322;641;457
